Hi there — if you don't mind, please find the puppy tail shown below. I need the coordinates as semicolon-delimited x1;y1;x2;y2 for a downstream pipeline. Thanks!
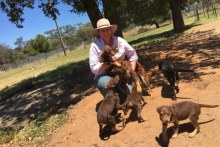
199;104;219;108
173;68;194;72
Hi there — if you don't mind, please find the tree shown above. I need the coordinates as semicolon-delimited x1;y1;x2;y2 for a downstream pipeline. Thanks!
22;41;39;56
75;23;93;47
14;36;25;50
0;44;14;64
1;0;202;38
39;0;67;55
0;0;34;28
102;0;124;37
62;0;104;34
125;0;171;28
170;0;185;32
28;35;51;53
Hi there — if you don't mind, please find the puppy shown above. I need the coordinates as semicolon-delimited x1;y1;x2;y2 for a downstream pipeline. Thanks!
122;79;147;125
157;101;218;143
97;75;125;134
100;45;118;64
101;45;142;93
136;62;152;97
159;59;194;100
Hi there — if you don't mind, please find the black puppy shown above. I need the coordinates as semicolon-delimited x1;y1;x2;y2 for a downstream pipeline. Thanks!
159;59;194;100
157;101;218;143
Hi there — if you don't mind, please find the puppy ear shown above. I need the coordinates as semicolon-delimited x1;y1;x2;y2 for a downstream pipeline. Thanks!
99;52;104;62
156;107;161;113
170;105;176;115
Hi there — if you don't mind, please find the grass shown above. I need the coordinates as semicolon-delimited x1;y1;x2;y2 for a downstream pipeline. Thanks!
125;8;220;47
0;47;89;90
14;113;67;146
0;11;219;146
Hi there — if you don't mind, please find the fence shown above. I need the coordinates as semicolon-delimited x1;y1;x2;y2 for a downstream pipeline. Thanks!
0;48;66;71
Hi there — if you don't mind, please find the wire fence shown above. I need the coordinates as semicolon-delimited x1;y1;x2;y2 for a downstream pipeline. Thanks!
0;48;66;71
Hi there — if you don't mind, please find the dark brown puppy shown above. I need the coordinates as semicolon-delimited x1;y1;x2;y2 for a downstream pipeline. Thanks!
97;75;125;135
100;45;151;96
111;60;142;93
122;80;147;125
157;101;218;143
101;45;142;93
100;45;118;64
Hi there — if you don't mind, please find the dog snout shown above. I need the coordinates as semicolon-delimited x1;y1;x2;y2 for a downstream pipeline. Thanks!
163;120;169;123
160;116;170;123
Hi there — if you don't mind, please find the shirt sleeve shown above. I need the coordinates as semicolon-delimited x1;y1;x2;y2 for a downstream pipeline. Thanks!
89;43;102;75
114;37;138;61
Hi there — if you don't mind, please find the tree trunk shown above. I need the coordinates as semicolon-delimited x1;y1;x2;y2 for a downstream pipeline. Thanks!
102;0;124;38
48;0;66;56
195;5;200;21
54;19;67;56
81;0;103;28
155;22;160;28
212;5;217;17
206;6;209;18
202;2;206;17
169;0;185;32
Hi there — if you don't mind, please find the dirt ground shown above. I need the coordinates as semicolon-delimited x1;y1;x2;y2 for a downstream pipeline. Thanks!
2;19;219;147
43;19;220;147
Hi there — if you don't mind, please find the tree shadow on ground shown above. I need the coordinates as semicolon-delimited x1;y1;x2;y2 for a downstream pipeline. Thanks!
135;29;220;91
0;59;97;130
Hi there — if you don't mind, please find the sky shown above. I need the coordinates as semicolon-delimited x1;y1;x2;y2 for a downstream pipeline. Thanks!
0;3;90;49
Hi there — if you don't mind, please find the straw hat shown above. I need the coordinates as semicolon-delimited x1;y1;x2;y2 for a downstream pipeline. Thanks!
92;18;118;37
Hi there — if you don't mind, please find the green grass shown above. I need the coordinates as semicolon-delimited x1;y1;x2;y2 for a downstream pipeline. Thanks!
0;47;89;90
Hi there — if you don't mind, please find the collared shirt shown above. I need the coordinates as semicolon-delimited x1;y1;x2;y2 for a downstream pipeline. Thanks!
89;35;138;79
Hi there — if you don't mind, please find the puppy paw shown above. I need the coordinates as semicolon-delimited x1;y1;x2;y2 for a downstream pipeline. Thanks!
113;125;124;132
137;85;142;93
189;129;198;138
172;133;178;139
141;117;147;121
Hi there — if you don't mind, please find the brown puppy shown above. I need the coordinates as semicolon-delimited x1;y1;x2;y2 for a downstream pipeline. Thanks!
111;60;142;93
122;80;147;125
100;45;118;64
97;75;125;135
101;45;142;93
157;101;218;143
136;62;152;97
